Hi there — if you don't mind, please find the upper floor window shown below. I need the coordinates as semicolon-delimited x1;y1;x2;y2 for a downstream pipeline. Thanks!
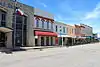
70;28;71;34
39;19;42;28
36;19;39;27
42;20;44;28
75;29;77;34
63;27;65;33
44;21;47;29
51;22;53;30
60;29;62;32
59;26;62;32
0;11;6;27
16;15;23;23
72;29;73;34
47;21;49;29
72;29;74;34
1;13;6;21
67;27;68;31
56;25;58;32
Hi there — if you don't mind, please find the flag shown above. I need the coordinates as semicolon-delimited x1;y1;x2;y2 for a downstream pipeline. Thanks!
16;8;24;16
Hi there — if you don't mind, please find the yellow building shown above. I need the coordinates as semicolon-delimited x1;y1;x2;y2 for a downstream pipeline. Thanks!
66;24;75;46
66;24;75;37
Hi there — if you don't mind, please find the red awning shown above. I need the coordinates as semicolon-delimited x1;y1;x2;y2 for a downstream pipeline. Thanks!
35;31;57;36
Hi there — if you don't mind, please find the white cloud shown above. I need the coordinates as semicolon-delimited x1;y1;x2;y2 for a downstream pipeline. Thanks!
81;2;100;33
84;2;100;20
55;15;65;21
55;15;81;25
55;14;82;22
40;2;47;8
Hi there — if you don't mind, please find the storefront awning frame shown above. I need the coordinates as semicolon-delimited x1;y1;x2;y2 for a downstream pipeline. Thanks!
58;35;76;38
35;31;57;37
0;27;13;33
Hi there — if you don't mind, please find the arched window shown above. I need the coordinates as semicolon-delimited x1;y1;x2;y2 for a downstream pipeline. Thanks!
36;18;39;28
41;19;44;29
44;19;47;29
34;17;38;28
49;21;51;30
0;10;6;27
47;20;49;29
39;18;42;28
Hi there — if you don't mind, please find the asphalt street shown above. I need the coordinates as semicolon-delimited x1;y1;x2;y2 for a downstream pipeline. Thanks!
0;43;100;67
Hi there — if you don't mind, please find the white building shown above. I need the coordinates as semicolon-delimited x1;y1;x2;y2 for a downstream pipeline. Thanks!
54;21;68;46
33;8;58;46
97;33;100;38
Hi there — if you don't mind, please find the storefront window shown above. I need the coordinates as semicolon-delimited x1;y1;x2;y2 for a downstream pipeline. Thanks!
0;32;6;47
41;37;44;46
51;37;53;46
46;37;49;46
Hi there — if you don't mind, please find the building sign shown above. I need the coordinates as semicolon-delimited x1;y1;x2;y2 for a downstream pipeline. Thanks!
0;0;14;9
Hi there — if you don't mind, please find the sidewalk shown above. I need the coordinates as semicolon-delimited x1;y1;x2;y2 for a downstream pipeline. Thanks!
20;46;61;51
0;46;61;54
1;43;100;67
1;43;99;54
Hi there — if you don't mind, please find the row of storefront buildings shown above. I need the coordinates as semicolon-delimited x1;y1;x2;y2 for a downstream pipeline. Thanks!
0;0;94;49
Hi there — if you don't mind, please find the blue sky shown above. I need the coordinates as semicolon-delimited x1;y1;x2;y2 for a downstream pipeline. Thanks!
19;0;100;33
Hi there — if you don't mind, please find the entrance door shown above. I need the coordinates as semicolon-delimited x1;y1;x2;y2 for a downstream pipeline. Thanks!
67;38;72;46
15;15;27;47
0;32;6;47
51;37;53;46
35;39;38;46
59;37;62;45
41;37;44;46
46;37;49;46
0;10;6;47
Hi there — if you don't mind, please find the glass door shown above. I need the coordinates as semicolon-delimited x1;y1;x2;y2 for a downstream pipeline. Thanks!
41;37;44;46
0;10;6;47
0;32;6;47
46;37;49;46
15;15;27;47
51;37;53;46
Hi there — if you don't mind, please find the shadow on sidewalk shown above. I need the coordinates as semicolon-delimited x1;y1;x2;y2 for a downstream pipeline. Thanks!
0;47;27;54
0;46;65;54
